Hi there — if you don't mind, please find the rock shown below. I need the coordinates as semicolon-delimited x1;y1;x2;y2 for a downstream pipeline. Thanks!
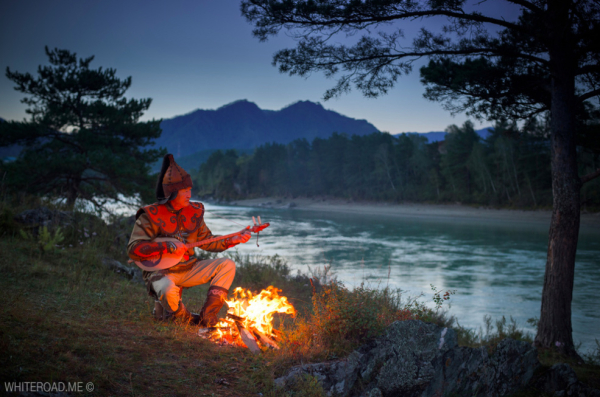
534;363;600;397
14;207;74;230
275;320;540;397
15;207;107;242
287;202;297;208
101;258;143;284
424;337;539;397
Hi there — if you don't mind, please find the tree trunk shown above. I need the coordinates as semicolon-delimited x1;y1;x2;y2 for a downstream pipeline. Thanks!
534;0;582;361
66;178;80;210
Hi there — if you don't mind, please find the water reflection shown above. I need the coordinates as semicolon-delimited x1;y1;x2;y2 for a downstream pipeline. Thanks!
200;202;599;352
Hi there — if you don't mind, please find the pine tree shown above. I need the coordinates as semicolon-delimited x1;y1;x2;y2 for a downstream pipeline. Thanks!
1;47;165;210
241;0;600;359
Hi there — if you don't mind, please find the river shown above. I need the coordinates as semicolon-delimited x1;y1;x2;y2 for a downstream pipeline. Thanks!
199;202;600;353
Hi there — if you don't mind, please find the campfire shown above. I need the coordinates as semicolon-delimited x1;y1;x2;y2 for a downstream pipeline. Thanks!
199;286;296;352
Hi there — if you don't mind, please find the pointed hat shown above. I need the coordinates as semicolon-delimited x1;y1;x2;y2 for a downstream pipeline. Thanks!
156;154;193;204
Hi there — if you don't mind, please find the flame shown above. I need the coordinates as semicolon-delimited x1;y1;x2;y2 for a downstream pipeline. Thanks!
226;286;296;335
203;286;296;348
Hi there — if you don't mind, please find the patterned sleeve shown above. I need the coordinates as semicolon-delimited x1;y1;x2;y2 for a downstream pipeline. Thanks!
127;213;171;261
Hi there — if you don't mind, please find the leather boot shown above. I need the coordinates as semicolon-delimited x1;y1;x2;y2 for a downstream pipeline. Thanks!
199;286;228;327
163;301;201;325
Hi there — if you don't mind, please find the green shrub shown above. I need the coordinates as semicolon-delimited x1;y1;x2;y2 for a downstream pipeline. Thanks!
19;225;65;255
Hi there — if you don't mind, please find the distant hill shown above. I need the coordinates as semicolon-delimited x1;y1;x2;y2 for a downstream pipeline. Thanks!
156;100;379;158
395;127;493;143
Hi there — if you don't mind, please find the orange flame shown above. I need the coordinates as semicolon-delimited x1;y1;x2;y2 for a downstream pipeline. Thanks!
203;286;296;348
226;286;296;335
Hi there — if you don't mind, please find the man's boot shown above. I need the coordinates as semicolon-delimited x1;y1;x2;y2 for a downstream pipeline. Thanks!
162;301;201;325
199;286;228;327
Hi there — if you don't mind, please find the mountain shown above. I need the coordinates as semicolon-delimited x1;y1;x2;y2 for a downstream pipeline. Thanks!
395;127;493;143
156;100;379;157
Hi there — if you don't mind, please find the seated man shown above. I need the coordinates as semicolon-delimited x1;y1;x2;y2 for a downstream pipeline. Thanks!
127;154;250;327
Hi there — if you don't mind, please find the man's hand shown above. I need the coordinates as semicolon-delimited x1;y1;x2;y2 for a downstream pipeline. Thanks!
167;240;188;257
229;229;251;246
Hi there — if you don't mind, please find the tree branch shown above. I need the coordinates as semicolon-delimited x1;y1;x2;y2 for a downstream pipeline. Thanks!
576;64;600;76
581;168;600;184
271;8;526;34
307;47;548;69
505;0;542;12
578;88;600;102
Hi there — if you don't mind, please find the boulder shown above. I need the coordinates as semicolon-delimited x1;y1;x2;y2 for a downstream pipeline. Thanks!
101;258;143;284
275;320;540;397
14;207;74;230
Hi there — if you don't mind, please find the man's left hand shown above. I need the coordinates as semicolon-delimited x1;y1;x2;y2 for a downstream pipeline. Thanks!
229;230;251;245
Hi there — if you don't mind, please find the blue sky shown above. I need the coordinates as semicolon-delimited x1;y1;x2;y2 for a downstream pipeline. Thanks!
0;1;520;133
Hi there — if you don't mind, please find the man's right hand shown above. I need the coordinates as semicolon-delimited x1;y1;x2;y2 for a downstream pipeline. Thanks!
171;241;188;258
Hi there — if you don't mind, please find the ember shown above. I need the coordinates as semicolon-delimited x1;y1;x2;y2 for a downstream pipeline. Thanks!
199;286;296;352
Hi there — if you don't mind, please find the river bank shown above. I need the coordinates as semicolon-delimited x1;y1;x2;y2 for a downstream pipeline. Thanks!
232;197;600;232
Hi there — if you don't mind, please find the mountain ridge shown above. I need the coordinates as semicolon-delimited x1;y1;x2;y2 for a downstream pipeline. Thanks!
155;99;380;157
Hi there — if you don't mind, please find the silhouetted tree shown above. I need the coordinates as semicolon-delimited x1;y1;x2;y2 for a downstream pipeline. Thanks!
241;0;600;359
1;47;165;210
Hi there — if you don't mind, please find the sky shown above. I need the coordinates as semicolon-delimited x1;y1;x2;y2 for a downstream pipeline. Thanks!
0;1;521;134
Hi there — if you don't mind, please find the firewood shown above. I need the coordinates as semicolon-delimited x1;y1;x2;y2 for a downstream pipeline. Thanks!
227;313;245;322
270;329;283;340
198;326;231;334
232;321;261;354
251;328;279;349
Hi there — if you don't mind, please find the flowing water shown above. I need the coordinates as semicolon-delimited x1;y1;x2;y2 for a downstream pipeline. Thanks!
200;202;600;353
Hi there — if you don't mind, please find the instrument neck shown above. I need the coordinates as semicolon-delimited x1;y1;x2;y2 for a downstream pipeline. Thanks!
185;230;243;249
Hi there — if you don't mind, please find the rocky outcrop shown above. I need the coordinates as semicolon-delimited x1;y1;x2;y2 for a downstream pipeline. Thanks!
533;363;600;397
275;320;540;397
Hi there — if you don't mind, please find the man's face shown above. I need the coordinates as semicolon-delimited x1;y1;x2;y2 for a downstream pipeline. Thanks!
171;187;192;209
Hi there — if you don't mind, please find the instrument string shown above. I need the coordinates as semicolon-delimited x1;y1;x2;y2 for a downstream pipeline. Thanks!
205;210;246;227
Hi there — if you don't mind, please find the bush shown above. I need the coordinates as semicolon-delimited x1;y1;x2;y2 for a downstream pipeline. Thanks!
311;282;415;351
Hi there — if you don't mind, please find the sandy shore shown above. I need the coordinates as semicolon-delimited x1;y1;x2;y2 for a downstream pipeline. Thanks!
232;197;600;231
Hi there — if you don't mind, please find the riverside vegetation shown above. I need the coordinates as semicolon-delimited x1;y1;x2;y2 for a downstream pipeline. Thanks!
193;120;600;211
1;195;599;396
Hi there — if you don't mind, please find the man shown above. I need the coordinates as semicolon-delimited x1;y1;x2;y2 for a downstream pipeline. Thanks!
127;154;251;327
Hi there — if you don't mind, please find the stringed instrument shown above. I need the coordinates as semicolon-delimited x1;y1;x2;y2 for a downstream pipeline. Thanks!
132;216;269;271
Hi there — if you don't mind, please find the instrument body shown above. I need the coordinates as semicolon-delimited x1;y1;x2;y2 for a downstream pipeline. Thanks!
132;223;269;271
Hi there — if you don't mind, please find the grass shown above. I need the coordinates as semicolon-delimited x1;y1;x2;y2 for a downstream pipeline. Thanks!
1;196;599;396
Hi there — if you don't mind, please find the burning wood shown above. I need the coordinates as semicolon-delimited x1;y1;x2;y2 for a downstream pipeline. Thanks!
198;286;295;352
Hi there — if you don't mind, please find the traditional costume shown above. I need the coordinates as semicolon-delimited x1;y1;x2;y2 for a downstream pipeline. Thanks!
127;154;242;326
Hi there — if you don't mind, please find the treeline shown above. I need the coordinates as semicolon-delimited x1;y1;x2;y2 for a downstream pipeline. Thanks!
192;120;600;208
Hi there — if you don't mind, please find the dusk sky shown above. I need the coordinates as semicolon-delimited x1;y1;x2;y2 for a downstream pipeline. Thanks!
1;1;521;134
